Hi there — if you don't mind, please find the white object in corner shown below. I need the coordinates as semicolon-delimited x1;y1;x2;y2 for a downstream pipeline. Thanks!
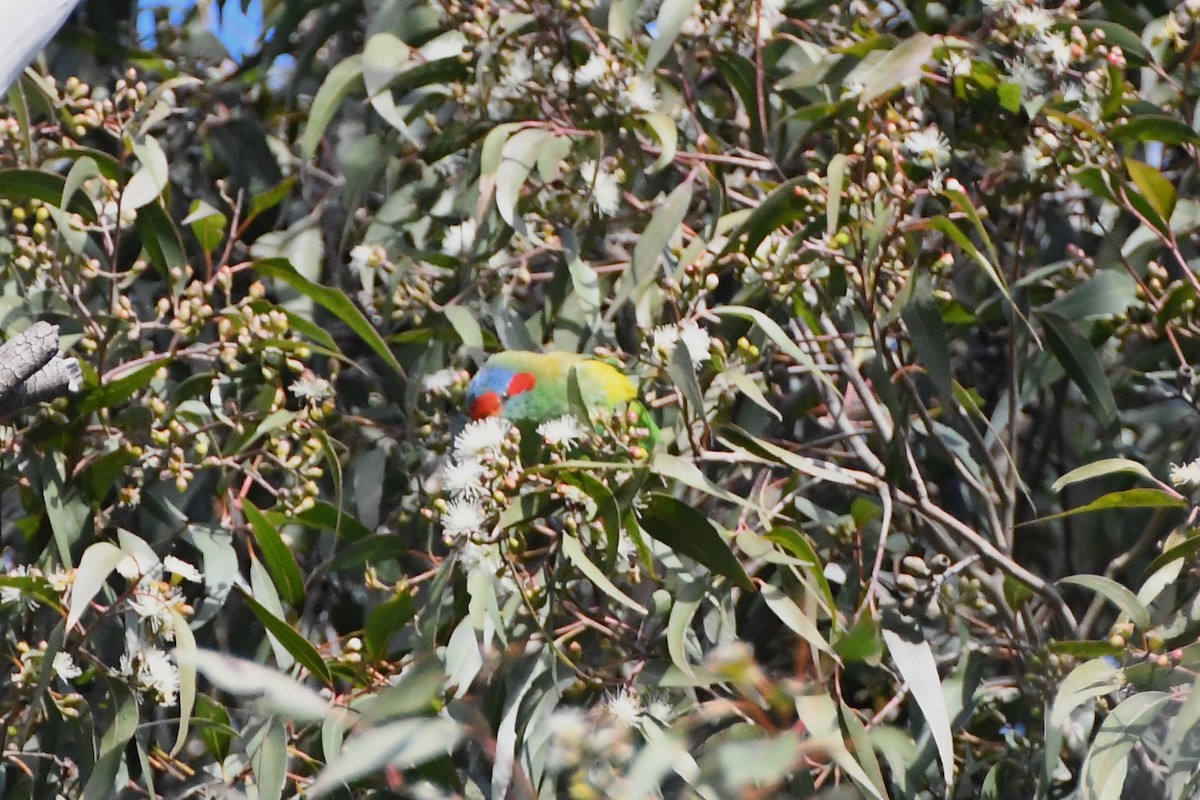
0;0;85;93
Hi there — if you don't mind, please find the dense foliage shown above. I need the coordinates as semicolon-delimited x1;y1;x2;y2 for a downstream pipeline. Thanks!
3;0;1200;797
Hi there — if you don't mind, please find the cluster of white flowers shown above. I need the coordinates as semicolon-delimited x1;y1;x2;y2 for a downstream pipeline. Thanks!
537;415;588;448
454;416;512;461
10;643;84;689
119;645;181;706
0;564;73;611
349;243;387;274
422;367;462;397
1170;458;1200;489
650;319;713;366
578;160;623;218
435;417;521;543
902;125;951;169
117;551;202;646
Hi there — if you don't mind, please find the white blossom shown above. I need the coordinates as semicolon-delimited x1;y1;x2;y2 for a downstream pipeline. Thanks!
1170;459;1200;488
1007;58;1046;100
290;373;333;403
903;125;951;168
443;219;478;258
442;498;488;539
575;53;610;87
442;459;488;498
579;160;622;217
499;51;533;93
653;320;712;366
537;415;588;447
453;417;512;460
128;582;189;641
679;320;713;365
135;647;180;706
1039;32;1073;72
349;243;385;272
623;76;659;112
53;652;82;681
422;368;460;396
1011;6;1053;35
1;565;36;608
604;687;644;727
458;541;506;576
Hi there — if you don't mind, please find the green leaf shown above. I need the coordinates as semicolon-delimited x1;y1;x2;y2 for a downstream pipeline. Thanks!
1143;529;1200;584
0;168;98;221
77;358;168;417
901;277;953;404
764;527;835;613
493;128;553;227
249;717;288;800
624;179;692;305
183;200;227;253
637;494;754;591
1051;458;1157;492
638;111;677;173
242;500;305;607
443;304;483;351
309;718;463;798
725;177;807;259
713;306;838;395
240;590;334;686
302;56;364;160
195;695;234;762
253;258;405;377
1039;311;1118;430
858;34;936;106
364;588;415;660
561;533;647;614
666;339;704;413
882;626;955;786
1060;574;1151;631
1110;115;1200;146
136;199;188;274
643;0;699;72
1044;271;1137;321
834;613;883;664
1080;693;1171;799
1049;657;1122;727
66;541;125;630
1126;158;1176;224
826;153;847;237
123;136;170;209
169;608;197;755
1034;488;1186;523
761;582;832;655
182;649;331;721
81;680;139;800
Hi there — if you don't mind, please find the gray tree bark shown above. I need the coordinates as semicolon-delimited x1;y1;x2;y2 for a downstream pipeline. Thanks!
0;321;81;417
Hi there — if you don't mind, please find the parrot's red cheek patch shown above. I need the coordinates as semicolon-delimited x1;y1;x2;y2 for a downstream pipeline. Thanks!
507;372;537;396
470;391;502;420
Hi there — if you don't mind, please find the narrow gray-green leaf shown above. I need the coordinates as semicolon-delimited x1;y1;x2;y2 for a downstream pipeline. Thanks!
644;0;700;72
882;627;955;786
1060;574;1151;631
561;533;647;613
1040;311;1117;430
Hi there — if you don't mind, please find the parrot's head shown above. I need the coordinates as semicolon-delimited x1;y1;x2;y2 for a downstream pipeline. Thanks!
465;362;538;421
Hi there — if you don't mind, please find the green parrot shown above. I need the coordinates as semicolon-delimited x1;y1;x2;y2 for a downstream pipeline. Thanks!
465;350;657;444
